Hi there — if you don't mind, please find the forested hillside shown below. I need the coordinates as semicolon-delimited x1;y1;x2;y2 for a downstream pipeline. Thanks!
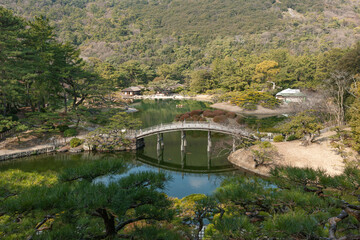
1;0;360;66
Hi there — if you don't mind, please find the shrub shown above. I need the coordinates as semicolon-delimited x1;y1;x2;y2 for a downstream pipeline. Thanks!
192;115;201;121
226;112;237;119
70;138;84;148
183;113;190;118
213;115;229;124
58;125;69;132
174;114;183;121
287;135;298;141
213;110;226;116
174;86;184;93
251;141;277;168
260;97;281;109
273;135;284;142
179;113;191;122
199;117;207;122
179;115;186;121
230;90;280;110
203;110;215;118
190;110;203;116
64;128;77;137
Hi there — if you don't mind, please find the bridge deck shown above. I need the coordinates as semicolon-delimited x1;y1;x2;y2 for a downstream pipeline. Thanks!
126;121;252;139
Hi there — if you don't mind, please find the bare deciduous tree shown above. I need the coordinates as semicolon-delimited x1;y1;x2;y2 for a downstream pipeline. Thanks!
325;71;354;126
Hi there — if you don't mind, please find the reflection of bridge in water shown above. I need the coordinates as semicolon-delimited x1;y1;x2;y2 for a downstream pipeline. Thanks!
127;121;254;152
136;150;235;176
136;150;234;173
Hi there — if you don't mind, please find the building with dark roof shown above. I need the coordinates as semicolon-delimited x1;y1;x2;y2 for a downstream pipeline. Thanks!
121;87;141;96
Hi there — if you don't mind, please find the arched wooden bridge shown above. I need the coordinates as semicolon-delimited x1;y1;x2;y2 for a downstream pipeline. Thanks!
126;121;252;139
126;121;254;152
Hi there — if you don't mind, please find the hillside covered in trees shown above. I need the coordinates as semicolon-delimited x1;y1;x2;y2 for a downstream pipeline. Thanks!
2;0;360;65
1;0;360;93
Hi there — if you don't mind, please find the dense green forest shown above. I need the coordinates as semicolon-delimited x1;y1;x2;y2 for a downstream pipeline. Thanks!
1;1;360;145
1;0;360;86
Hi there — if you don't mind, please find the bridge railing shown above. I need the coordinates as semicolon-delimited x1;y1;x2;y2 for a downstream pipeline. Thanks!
125;121;252;138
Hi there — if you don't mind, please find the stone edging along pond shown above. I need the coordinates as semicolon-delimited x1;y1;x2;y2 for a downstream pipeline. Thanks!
0;146;56;162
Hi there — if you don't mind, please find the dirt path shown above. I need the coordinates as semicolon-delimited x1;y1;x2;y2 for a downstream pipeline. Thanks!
211;102;295;115
229;132;350;177
0;134;87;157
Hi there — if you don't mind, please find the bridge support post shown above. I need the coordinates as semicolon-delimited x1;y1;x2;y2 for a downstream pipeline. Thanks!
232;137;236;152
157;133;164;151
160;133;164;148
157;147;163;164
207;131;212;152
181;130;186;151
181;148;186;170
207;150;211;170
157;133;161;152
183;131;187;147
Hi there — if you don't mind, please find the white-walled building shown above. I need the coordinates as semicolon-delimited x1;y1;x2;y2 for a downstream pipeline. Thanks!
276;88;306;103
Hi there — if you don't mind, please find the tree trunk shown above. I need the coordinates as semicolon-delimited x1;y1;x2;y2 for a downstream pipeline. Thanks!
96;208;116;236
64;91;67;114
195;219;203;240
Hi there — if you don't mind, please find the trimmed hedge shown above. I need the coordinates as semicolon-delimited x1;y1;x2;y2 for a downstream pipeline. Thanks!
174;114;182;121
226;112;237;119
192;115;201;121
190;110;203;116
213;110;226;116
203;110;215;118
273;135;284;142
213;115;229;124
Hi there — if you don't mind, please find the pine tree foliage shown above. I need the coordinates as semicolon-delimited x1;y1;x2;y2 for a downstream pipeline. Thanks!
1;159;175;239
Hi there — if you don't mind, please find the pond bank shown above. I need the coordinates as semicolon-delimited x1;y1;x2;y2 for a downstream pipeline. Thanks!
127;94;214;102
0;134;89;161
0;145;56;161
228;131;347;177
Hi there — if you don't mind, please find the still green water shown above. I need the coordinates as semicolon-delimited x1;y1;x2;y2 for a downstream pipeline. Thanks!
0;100;246;198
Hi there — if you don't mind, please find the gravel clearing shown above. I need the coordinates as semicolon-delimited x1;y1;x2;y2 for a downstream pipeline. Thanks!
229;132;350;177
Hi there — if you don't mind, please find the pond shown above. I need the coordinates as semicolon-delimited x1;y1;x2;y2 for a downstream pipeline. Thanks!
0;99;255;198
